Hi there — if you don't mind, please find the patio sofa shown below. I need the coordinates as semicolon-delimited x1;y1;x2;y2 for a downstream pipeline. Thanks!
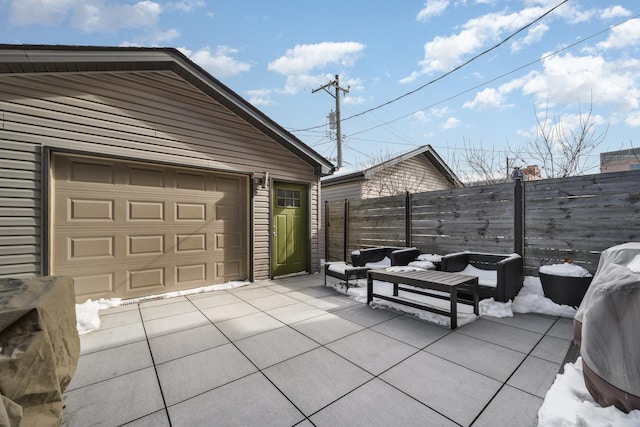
350;246;420;267
325;246;421;288
441;251;523;302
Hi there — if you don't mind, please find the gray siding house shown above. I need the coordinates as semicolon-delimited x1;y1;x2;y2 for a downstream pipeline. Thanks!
321;145;462;202
0;45;334;301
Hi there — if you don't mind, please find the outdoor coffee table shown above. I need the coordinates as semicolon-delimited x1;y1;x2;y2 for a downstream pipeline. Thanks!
367;269;479;329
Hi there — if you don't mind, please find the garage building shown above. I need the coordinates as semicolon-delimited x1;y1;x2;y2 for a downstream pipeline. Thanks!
0;45;334;301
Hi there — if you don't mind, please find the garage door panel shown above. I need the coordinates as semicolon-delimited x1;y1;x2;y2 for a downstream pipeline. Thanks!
215;260;242;278
128;235;165;256
53;154;248;301
73;273;115;298
70;236;115;259
215;204;241;221
215;232;242;250
69;160;115;184
128;201;165;221
128;267;165;290
176;234;206;252
176;171;206;190
69;198;115;221
176;203;206;221
216;176;243;192
128;167;164;187
176;263;207;284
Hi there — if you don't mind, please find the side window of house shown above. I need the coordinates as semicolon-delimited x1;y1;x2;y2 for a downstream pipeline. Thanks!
277;189;301;207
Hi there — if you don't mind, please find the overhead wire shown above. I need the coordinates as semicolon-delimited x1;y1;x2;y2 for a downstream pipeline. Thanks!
289;0;569;133
347;12;640;139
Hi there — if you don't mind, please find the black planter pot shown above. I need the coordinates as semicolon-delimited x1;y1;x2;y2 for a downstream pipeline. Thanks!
539;271;593;307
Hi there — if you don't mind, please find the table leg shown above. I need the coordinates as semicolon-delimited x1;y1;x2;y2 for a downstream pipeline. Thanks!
393;282;398;296
450;288;458;329
472;279;479;315
367;274;373;305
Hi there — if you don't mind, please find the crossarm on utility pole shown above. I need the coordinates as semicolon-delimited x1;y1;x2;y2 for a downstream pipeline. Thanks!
312;74;349;169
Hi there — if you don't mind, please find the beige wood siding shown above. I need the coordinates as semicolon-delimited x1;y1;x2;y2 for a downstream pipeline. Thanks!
362;156;454;199
0;140;41;278
0;70;322;284
321;180;362;203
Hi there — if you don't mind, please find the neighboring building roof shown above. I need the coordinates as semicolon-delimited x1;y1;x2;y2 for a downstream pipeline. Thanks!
321;145;463;187
0;44;335;176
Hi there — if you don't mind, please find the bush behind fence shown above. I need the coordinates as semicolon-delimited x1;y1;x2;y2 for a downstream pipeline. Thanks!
325;170;640;276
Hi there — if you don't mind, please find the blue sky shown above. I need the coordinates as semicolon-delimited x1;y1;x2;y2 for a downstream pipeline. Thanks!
1;0;639;178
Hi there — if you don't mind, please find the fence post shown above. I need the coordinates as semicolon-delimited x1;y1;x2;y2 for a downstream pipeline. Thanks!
324;200;328;261
343;199;349;262
512;168;524;256
405;191;412;247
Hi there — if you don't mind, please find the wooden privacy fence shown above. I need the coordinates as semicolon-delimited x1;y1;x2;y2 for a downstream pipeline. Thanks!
324;169;640;275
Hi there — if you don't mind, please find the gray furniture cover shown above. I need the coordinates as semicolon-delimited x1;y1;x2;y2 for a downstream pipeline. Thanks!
574;242;640;413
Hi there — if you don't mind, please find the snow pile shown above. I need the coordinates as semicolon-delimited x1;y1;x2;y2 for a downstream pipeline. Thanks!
540;262;592;277
76;298;122;335
461;264;497;287
479;298;513;318
628;254;640;273
75;280;249;335
538;358;640;427
416;253;442;263
365;257;391;269
511;276;577;318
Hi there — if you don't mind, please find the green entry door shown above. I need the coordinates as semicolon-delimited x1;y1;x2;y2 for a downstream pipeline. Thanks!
272;183;308;277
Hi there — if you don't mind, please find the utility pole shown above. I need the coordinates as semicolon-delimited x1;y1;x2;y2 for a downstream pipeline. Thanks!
313;74;349;168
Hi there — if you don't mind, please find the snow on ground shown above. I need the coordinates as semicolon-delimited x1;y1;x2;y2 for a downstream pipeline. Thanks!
538;358;640;427
75;280;249;335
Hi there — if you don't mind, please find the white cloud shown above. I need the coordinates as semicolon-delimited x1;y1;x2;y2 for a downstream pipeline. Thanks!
343;95;366;106
180;46;251;78
268;42;365;75
520;53;640;111
10;0;79;25
8;0;192;44
416;0;449;22
267;42;365;94
412;111;431;124
463;87;506;110
596;18;640;51
511;22;549;53
442;117;461;130
404;5;549;82
166;0;205;13
625;111;640;127
246;89;275;106
599;5;631;20
10;0;164;31
431;106;451;117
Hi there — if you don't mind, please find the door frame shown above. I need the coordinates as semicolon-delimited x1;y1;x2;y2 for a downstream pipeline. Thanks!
271;180;311;278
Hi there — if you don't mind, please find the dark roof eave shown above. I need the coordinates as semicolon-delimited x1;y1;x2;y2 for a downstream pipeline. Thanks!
321;170;365;186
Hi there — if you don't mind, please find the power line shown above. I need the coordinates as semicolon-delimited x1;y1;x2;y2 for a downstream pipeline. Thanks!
290;0;568;133
347;12;640;139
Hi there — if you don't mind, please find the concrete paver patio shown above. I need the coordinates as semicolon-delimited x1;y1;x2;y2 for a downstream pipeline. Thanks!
62;274;573;426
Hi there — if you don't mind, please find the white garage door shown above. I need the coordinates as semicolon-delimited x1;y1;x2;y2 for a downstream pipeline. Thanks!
52;154;248;301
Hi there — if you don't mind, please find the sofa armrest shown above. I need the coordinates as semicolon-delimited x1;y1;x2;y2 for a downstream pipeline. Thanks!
351;247;387;267
390;248;420;266
442;253;471;272
496;255;524;302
